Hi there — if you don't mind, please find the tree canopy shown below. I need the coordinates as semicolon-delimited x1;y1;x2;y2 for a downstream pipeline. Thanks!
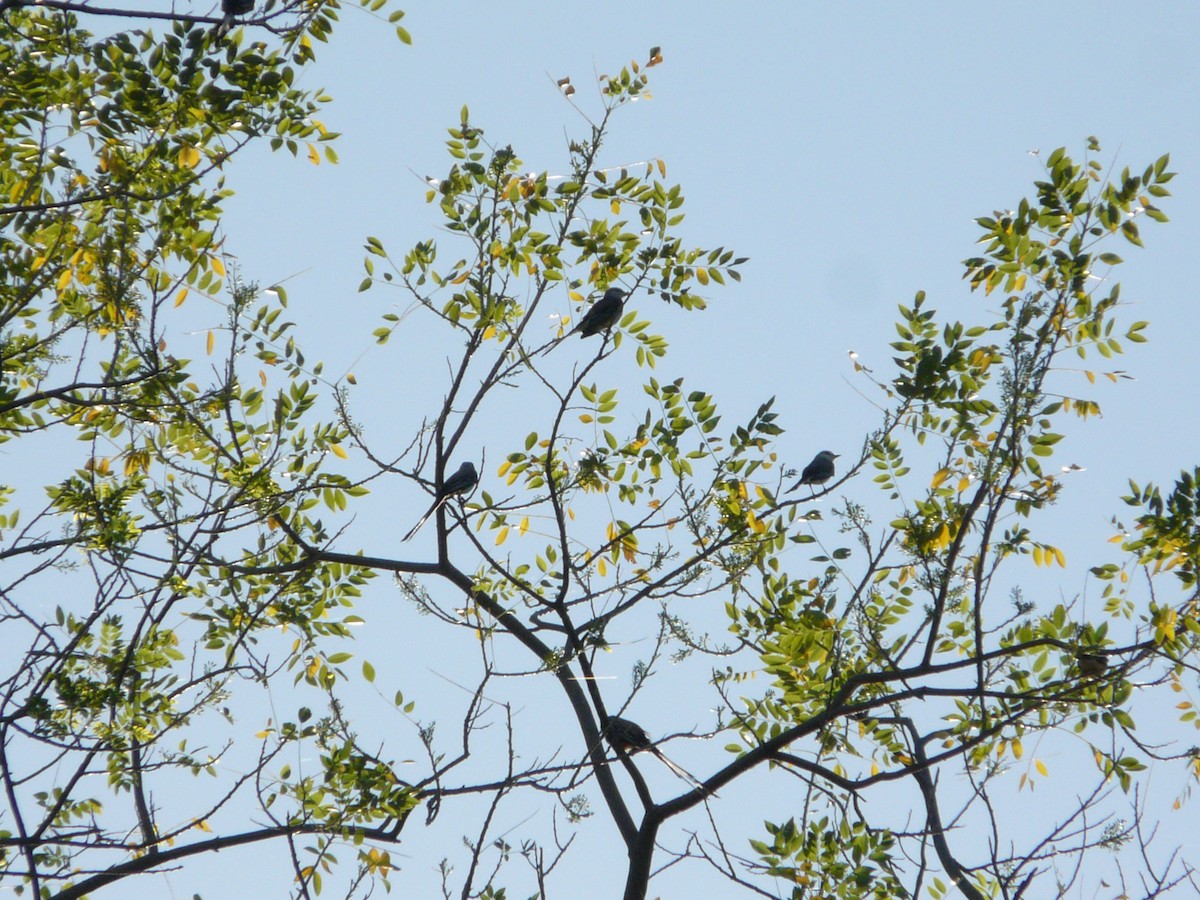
2;4;1199;899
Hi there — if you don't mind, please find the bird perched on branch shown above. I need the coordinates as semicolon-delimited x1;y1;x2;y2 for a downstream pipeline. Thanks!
570;287;627;338
215;0;254;36
605;716;711;794
1076;651;1108;678
402;461;478;542
786;450;839;494
221;0;254;18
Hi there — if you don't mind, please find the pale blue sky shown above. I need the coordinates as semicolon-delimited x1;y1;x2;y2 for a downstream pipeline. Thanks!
229;0;1199;496
192;2;1200;896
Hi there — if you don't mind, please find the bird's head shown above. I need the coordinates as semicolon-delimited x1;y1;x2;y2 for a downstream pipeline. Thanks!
603;287;627;302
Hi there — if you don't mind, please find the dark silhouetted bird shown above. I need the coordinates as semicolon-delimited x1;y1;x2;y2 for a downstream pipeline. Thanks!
216;0;254;36
571;287;627;338
1076;652;1108;678
605;716;711;794
221;0;255;17
786;450;839;494
402;461;478;541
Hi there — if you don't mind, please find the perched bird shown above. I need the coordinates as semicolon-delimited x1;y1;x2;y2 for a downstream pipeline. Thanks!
402;461;478;542
221;0;255;17
1076;652;1108;678
215;0;254;36
605;716;711;794
571;287;627;338
786;450;839;494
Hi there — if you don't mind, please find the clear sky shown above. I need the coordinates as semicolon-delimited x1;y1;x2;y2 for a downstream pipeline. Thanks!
184;2;1200;896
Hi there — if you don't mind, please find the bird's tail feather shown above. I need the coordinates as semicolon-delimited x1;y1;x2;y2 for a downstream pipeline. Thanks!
651;749;716;796
402;497;444;542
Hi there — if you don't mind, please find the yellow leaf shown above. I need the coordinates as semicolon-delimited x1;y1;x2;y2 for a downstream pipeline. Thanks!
346;373;357;384
174;287;189;307
210;255;226;277
330;443;348;459
124;451;149;475
518;516;529;535
482;325;496;340
656;158;667;177
495;527;509;546
579;413;593;424
307;143;320;165
206;330;215;355
597;557;607;576
1053;546;1066;567
931;467;952;489
611;199;621;214
196;820;212;832
1012;737;1023;759
260;370;268;386
1032;545;1044;567
178;145;201;169
57;268;73;290
931;523;950;551
1035;759;1048;776
696;266;710;285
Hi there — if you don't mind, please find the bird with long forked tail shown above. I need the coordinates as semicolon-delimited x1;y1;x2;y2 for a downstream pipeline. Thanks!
605;716;713;795
402;461;478;542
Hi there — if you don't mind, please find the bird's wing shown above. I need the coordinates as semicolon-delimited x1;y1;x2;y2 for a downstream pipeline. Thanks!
573;306;600;336
442;466;476;496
